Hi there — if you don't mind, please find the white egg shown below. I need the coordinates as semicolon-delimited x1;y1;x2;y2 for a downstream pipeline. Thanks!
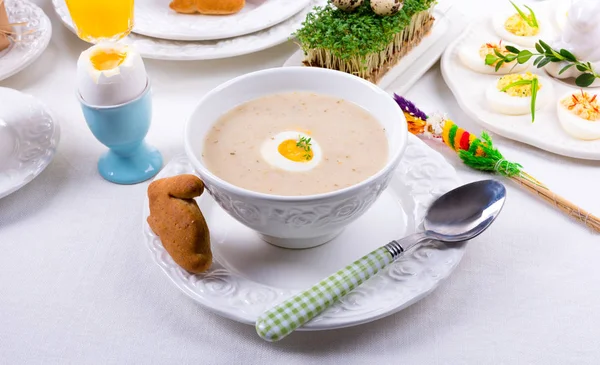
492;8;553;48
557;90;600;140
458;41;530;74
77;42;147;106
554;1;570;31
486;74;554;115
260;131;322;172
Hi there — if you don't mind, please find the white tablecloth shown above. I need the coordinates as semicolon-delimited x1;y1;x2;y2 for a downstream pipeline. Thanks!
1;1;600;363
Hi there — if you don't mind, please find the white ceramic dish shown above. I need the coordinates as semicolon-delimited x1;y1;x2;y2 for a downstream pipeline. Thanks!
134;0;311;41
144;135;463;330
0;0;52;82
52;0;327;61
184;67;408;249
0;88;60;199
441;3;600;160
282;4;467;93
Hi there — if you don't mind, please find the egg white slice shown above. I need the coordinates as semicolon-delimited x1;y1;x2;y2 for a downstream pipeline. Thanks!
557;91;600;140
492;10;553;48
486;74;554;115
458;42;530;75
261;131;322;172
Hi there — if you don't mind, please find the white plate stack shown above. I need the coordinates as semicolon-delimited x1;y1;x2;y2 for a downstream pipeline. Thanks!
52;0;327;61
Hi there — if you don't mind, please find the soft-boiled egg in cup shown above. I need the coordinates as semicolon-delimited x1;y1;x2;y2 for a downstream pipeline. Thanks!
261;131;323;172
77;42;147;106
486;72;553;115
492;2;552;48
459;41;530;74
557;90;600;140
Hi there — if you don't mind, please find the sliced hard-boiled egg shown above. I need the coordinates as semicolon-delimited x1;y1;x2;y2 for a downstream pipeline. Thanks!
557;90;600;140
260;131;322;172
486;72;553;115
492;5;552;48
77;42;147;106
458;41;529;74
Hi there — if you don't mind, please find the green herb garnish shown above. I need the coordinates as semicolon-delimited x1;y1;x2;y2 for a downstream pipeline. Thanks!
486;40;600;87
500;77;539;123
297;136;312;160
510;1;538;28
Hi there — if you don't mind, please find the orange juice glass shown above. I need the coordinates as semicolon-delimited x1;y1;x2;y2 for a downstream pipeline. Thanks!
65;0;134;43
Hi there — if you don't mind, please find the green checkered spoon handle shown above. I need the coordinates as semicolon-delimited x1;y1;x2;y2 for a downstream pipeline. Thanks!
255;233;426;342
255;180;507;342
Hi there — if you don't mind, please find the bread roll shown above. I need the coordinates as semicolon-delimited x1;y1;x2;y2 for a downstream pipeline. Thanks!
169;0;245;15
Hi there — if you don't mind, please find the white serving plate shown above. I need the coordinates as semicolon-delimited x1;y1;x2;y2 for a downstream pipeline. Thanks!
441;2;600;160
143;135;464;330
0;88;60;199
52;0;326;61
283;3;467;93
0;0;52;82
134;0;311;41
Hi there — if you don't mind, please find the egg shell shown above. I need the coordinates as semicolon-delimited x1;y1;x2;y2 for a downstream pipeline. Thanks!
486;74;553;115
331;0;364;12
557;91;600;140
458;42;530;75
370;0;403;16
77;43;148;106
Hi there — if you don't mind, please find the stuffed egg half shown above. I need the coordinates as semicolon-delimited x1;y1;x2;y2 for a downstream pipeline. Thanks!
492;4;553;48
486;72;553;115
459;41;529;74
557;90;600;140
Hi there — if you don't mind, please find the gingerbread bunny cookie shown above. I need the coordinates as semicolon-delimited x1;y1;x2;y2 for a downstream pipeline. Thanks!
147;174;212;273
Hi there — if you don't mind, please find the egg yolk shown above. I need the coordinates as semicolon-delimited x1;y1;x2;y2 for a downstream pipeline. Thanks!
479;43;510;66
504;13;539;36
278;139;314;162
497;72;541;97
90;49;127;71
562;92;600;121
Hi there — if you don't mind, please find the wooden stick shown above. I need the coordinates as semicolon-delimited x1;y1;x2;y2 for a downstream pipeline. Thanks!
511;174;600;233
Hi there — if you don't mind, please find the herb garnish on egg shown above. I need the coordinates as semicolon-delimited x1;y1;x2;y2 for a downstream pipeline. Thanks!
296;135;313;161
509;1;538;31
498;73;540;122
485;40;600;87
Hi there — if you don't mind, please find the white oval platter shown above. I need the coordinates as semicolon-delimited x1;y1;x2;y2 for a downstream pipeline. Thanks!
143;135;465;330
440;2;600;160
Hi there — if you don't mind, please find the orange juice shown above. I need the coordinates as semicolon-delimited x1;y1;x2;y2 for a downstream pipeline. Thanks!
65;0;134;43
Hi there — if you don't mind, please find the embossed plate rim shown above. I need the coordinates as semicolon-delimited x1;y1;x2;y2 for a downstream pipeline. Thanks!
0;87;60;199
0;0;52;82
52;0;327;61
134;0;312;41
142;135;464;330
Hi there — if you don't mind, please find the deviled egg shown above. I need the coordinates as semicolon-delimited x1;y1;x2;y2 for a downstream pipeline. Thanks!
459;41;529;74
486;72;553;116
77;42;147;106
492;2;553;48
557;90;600;140
260;131;323;172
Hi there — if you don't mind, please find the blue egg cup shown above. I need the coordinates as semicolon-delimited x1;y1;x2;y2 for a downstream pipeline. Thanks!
79;81;163;185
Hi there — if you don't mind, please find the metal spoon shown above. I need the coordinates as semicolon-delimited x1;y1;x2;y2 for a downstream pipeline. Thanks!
256;179;506;342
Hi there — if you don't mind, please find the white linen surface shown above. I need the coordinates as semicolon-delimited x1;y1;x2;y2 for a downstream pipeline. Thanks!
1;0;599;364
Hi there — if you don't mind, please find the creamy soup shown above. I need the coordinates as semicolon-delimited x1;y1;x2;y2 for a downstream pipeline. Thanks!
202;92;388;196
